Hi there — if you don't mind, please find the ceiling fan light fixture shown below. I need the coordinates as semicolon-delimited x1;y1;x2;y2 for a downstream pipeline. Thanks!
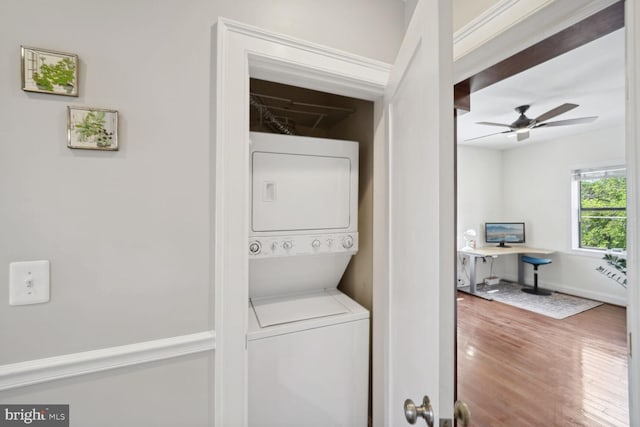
467;103;598;144
516;130;530;142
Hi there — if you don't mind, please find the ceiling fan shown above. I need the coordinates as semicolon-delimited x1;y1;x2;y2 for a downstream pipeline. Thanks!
466;103;598;142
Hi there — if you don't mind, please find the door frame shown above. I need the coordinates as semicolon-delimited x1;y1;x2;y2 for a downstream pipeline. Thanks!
625;1;640;425
452;0;637;424
211;18;391;427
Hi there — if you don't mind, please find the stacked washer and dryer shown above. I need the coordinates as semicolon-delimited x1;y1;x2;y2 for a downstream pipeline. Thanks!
247;132;369;427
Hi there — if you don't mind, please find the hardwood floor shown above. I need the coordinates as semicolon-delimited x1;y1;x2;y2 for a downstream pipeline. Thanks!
457;292;628;427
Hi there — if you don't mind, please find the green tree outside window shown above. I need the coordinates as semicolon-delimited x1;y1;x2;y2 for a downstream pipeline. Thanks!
579;174;626;250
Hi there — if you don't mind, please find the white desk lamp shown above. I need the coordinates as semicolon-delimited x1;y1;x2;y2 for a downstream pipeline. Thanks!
462;229;477;251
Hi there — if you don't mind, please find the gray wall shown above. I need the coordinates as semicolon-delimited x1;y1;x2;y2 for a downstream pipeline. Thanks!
0;0;405;425
0;353;213;427
0;0;404;366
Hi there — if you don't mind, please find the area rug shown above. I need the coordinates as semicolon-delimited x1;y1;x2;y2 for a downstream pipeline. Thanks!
458;281;603;319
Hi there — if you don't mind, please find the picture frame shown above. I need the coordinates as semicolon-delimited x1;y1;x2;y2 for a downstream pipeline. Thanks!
21;46;79;96
67;106;118;151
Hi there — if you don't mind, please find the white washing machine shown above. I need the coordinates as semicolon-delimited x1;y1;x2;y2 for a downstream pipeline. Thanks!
248;132;369;427
247;288;369;427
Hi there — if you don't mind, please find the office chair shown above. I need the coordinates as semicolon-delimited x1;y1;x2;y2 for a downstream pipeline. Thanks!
521;255;552;296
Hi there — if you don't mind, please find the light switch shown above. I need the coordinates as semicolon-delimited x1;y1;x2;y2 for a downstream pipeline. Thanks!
9;260;50;306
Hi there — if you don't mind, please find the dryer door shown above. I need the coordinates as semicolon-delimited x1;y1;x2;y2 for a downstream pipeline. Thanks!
251;151;353;232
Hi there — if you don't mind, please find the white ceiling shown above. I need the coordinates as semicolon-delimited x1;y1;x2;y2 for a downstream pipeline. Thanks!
457;28;625;150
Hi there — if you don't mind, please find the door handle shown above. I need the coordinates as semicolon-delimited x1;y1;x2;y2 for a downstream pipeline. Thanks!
404;395;434;426
454;400;471;426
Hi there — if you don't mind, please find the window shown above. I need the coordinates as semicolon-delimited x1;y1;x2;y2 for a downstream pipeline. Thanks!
573;166;626;251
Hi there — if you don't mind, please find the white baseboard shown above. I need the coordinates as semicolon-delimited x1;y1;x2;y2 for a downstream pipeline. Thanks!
555;285;627;307
501;274;627;307
0;330;215;392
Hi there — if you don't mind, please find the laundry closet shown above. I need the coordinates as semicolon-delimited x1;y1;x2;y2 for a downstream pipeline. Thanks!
246;78;375;427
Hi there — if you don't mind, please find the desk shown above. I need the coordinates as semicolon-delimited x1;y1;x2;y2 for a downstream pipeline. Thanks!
458;246;554;296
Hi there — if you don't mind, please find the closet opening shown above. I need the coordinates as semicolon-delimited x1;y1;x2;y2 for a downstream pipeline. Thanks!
247;77;376;424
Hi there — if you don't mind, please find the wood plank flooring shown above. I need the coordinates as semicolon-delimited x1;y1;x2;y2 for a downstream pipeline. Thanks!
457;292;628;427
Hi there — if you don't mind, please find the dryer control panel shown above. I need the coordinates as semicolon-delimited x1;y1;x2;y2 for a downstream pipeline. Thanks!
248;233;358;258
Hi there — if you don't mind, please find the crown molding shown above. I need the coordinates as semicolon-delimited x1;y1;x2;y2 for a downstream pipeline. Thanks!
218;18;392;75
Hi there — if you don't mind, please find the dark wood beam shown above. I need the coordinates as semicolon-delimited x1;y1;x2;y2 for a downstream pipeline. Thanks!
454;78;471;112
453;0;624;107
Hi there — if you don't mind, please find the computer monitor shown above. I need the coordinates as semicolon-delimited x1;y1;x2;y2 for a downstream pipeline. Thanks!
485;222;525;248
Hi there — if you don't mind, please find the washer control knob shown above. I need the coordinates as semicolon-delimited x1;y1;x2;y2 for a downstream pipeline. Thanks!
249;241;262;255
282;241;293;250
312;239;321;249
342;235;354;249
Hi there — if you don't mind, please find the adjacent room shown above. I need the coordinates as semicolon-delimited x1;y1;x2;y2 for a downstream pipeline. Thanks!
455;27;629;426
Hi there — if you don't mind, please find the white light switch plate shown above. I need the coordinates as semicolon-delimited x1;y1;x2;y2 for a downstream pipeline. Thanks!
9;260;50;306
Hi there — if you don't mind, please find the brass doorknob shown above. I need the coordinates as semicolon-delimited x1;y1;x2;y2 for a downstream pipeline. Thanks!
404;396;434;426
454;400;471;426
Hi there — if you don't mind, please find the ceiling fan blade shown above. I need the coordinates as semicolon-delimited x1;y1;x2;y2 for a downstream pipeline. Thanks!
534;116;598;128
533;103;579;123
464;130;513;142
476;121;512;128
516;130;530;142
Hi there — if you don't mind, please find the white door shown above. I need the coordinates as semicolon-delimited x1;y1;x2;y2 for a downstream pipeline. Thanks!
382;0;455;425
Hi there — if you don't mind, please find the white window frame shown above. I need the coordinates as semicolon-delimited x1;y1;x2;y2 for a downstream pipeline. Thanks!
571;165;627;254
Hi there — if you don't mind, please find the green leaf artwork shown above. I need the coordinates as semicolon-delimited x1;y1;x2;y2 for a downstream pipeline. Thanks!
32;56;76;93
74;110;114;147
596;252;627;288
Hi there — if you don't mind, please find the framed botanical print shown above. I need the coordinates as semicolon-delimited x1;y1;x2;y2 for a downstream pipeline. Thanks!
21;46;78;96
67;107;118;151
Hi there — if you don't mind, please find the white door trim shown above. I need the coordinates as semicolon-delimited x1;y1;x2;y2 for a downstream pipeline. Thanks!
211;19;390;427
452;1;637;424
0;331;215;392
625;1;639;425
